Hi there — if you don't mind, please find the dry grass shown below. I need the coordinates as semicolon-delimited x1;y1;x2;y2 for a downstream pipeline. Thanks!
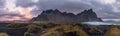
40;24;88;36
0;33;9;36
105;26;120;36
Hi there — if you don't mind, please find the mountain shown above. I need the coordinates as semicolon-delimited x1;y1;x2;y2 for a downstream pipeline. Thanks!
31;9;103;24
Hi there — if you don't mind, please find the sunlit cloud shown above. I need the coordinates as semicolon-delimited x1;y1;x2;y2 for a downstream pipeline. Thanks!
1;0;35;21
17;7;34;19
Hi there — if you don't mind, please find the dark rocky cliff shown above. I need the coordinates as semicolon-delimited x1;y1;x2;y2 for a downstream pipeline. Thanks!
31;9;102;23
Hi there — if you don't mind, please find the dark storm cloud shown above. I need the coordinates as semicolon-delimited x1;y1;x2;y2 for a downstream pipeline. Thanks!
16;0;35;7
36;0;92;10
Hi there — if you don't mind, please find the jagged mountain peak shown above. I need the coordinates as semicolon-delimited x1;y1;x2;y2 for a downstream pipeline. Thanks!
54;9;60;12
82;9;94;13
42;9;61;14
43;9;54;13
31;9;103;23
85;9;93;11
77;9;95;15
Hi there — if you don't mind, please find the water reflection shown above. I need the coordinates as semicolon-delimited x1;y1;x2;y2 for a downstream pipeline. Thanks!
81;22;120;25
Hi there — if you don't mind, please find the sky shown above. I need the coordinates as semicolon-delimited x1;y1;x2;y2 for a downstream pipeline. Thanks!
0;0;120;21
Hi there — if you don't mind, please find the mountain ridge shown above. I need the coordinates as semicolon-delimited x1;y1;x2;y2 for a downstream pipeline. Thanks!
31;9;103;24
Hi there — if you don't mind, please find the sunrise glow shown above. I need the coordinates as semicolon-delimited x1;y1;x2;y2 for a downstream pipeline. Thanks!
2;0;34;21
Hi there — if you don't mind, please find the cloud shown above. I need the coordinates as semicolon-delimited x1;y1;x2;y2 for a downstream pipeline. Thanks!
0;0;5;7
16;0;36;7
33;0;120;19
0;0;35;21
0;0;120;21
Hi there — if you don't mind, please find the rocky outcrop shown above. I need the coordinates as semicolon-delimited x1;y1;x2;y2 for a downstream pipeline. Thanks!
31;9;103;24
76;9;102;22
